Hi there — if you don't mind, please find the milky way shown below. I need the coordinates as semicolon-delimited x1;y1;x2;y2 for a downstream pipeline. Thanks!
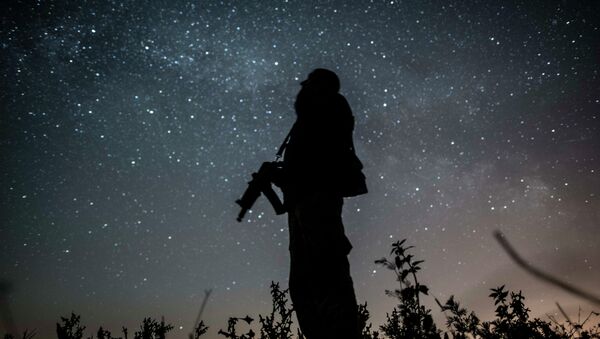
1;1;599;338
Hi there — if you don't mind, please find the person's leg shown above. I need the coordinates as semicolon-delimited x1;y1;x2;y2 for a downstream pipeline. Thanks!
290;193;359;338
291;252;358;339
289;207;321;339
317;254;359;339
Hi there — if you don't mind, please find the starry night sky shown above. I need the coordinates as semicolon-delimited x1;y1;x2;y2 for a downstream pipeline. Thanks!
1;1;599;338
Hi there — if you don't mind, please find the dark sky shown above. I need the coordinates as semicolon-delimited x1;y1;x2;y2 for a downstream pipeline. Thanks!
1;1;599;338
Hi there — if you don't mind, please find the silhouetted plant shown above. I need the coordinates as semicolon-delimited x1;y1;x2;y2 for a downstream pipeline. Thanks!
96;326;121;339
217;282;297;339
189;320;208;339
435;295;480;338
47;238;600;339
357;302;379;339
218;316;255;339
258;282;294;339
2;329;36;339
133;318;173;339
481;286;572;338
549;306;600;339
57;313;85;339
375;239;440;338
438;285;600;339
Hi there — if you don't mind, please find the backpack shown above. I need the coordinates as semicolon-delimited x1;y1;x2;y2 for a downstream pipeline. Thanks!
276;121;368;198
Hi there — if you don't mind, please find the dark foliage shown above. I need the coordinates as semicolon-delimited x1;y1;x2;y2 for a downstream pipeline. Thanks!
133;318;173;339
435;295;480;338
56;313;85;339
217;282;296;339
2;329;36;339
95;326;120;339
374;239;600;339
189;321;208;339
8;238;599;339
357;302;380;339
375;239;440;338
217;316;255;339
258;282;295;339
438;286;600;338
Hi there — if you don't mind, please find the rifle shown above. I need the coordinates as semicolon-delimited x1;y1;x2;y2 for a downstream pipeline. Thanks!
236;161;286;222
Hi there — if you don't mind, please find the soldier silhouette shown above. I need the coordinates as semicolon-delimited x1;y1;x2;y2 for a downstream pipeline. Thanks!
278;68;367;339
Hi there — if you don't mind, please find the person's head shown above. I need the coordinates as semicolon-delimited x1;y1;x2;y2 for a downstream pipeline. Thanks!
300;68;340;94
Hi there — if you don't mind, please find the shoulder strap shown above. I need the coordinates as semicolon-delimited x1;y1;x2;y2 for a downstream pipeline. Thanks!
348;116;356;151
275;123;296;160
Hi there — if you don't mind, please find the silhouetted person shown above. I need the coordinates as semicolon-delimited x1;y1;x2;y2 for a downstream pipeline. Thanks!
280;69;366;339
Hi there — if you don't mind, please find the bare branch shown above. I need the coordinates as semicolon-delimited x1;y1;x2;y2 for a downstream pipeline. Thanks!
494;230;600;307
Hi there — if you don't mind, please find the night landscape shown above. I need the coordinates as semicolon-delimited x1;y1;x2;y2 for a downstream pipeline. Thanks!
1;1;599;338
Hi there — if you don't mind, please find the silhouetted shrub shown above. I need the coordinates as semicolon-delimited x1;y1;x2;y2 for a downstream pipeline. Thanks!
549;308;600;339
375;239;600;339
217;316;255;339
375;239;441;338
47;239;600;339
217;282;297;339
258;282;294;339
438;286;600;338
57;313;85;339
435;295;480;338
358;302;380;339
2;330;36;339
189;320;208;339
133;318;173;339
96;326;118;339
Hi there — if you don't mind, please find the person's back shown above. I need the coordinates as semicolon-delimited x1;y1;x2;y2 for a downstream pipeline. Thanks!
283;70;356;203
281;69;362;339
